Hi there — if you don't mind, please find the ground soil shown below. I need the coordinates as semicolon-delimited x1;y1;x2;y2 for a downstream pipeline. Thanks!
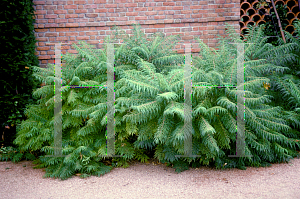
1;155;300;199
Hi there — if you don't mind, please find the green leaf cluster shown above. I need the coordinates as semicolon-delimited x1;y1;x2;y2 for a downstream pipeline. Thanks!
7;23;300;180
0;0;40;144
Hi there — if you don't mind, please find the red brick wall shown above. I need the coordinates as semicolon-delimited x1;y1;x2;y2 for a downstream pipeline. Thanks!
33;0;240;68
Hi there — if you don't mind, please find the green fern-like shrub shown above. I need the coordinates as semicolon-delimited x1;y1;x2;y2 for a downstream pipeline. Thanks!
8;23;300;180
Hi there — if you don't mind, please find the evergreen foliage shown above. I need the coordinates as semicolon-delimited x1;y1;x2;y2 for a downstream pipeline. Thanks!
0;0;40;134
261;19;300;135
8;23;300;180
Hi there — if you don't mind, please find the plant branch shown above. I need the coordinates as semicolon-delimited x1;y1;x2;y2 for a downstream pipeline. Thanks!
270;0;286;43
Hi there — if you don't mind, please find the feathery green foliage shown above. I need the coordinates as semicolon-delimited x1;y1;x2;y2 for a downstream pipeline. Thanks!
7;23;300;180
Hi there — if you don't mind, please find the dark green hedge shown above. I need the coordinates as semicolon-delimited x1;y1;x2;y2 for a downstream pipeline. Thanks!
0;0;40;146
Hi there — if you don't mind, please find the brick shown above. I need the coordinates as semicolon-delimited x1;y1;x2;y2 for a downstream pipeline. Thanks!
231;8;240;12
154;24;165;28
115;17;128;21
164;19;174;23
37;47;50;51
126;12;138;16
34;28;46;33
154;7;167;11
181;10;192;14
64;5;77;9
44;5;57;10
86;14;98;18
135;16;147;20
36;19;48;24
199;26;207;31
172;6;183;10
75;9;88;13
164;28;176;33
191;14;202;18
85;4;98;9
81;27;90;31
208;5;218;9
54;10;67;14
166;23;184;28
74;16;88;21
38;55;51;60
95;9;108;13
154;15;165;19
191;48;200;53
94;0;106;3
190;5;202;9
145;11;157;15
55;19;68;23
163;2;175;6
215;17;225;21
189;31;202;36
125;3;138;7
56;28;70;32
124;21;136;25
37;15;44;19
198;18;207;23
165;11;175;15
145;2;156;7
38;42;45;47
36;6;42;10
208;13;218;18
174;15;184;19
224;4;234;8
106;22;118;26
182;35;193;40
45;15;58;19
181;27;192;32
86;31;98;36
66;23;79;27
176;49;184;53
47;60;54;65
61;46;71;50
105;4;118;8
144;20;157;24
135;7;147;11
45;24;59;28
34;10;47;15
77;36;90;40
57;37;69;41
215;8;225;13
145;29;157;33
34;1;46;5
45;33;58;37
74;1;86;4
66;32;79;36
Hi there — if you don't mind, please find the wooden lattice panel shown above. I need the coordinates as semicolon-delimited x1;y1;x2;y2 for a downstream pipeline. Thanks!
240;0;300;37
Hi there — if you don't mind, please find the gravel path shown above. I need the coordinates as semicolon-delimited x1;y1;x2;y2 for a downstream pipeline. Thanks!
1;156;300;199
